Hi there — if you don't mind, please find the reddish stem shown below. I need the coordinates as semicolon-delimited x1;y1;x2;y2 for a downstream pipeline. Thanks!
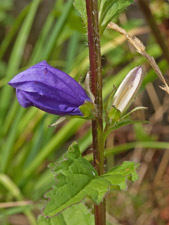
85;0;106;224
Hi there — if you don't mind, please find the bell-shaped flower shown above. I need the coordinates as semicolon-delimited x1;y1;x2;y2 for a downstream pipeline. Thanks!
112;66;143;113
8;61;91;116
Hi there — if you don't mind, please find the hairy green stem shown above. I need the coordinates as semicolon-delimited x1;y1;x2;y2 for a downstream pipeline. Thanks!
85;0;105;224
138;0;169;64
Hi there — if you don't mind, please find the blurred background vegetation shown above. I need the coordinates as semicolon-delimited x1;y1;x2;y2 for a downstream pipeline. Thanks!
0;0;169;224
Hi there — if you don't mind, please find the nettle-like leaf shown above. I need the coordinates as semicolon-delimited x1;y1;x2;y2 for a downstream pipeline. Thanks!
99;0;133;33
43;142;138;217
38;203;94;225
74;0;87;25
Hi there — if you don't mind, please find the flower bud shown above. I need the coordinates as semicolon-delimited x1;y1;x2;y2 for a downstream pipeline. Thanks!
112;66;143;113
8;61;91;116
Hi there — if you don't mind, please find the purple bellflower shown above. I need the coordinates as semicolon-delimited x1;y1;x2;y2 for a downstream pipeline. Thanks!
8;61;91;116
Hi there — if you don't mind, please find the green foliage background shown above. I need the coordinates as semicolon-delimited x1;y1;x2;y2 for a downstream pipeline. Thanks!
0;0;169;224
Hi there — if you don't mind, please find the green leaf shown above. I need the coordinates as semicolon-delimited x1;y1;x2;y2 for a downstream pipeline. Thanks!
99;0;133;34
79;101;96;119
74;0;87;25
108;161;138;182
43;142;138;217
38;203;94;225
73;0;133;34
38;215;64;225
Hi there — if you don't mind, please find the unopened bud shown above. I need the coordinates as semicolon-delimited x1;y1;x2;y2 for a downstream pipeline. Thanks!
112;67;143;113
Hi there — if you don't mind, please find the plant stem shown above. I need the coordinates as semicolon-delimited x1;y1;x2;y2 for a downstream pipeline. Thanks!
138;0;169;64
85;0;105;225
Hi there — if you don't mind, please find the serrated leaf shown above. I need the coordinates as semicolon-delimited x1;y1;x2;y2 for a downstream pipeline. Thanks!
38;214;65;225
43;142;138;217
99;0;133;34
74;0;87;25
38;203;94;225
109;161;139;182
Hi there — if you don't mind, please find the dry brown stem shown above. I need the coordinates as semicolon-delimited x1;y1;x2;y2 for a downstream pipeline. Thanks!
108;22;169;94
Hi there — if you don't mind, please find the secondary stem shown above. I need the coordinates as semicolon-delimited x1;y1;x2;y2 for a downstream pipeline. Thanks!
85;0;106;225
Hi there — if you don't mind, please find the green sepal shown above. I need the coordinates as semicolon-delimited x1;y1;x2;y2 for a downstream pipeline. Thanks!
107;106;121;123
121;106;147;120
111;119;148;130
104;88;116;113
48;101;96;127
104;105;147;138
104;88;121;124
79;101;96;119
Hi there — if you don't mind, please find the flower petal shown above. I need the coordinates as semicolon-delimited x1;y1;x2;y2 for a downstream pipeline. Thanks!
22;91;83;115
16;89;33;108
8;61;90;104
8;61;91;116
112;66;143;113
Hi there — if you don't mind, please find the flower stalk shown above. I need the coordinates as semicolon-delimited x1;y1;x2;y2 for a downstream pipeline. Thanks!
85;0;106;224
